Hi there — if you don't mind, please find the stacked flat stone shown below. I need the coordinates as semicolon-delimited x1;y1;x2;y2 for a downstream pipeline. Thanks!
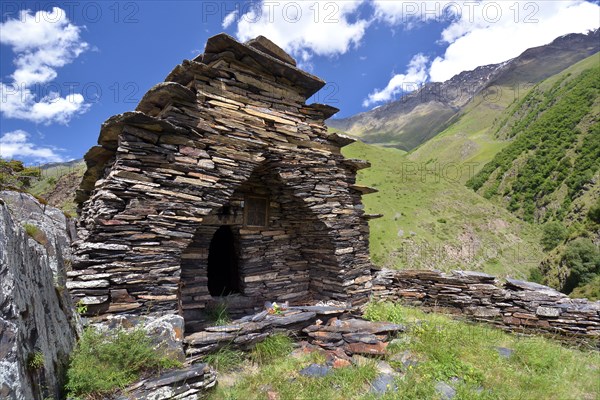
372;269;600;338
184;304;350;361
116;363;216;400
69;34;375;329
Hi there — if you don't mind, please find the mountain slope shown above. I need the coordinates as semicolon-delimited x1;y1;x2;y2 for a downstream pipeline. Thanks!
408;53;600;183
464;61;600;296
329;30;600;151
28;159;85;215
342;141;544;278
467;65;599;222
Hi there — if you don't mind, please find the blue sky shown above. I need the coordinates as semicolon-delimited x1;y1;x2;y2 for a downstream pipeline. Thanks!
1;1;599;164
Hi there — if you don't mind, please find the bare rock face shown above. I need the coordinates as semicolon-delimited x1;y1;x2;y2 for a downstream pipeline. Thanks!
0;192;79;400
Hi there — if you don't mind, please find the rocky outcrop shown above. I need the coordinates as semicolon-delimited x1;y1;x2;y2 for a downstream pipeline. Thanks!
372;269;600;339
0;192;79;400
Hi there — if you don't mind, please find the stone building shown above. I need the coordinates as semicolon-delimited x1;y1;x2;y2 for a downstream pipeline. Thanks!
70;34;376;331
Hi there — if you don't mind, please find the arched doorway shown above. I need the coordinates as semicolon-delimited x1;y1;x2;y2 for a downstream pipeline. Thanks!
207;226;240;296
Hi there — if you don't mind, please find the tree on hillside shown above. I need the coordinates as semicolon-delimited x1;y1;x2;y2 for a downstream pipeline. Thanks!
561;238;600;294
0;158;41;190
588;198;600;224
540;221;567;251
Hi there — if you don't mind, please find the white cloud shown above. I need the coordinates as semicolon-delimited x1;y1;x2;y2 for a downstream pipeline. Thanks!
0;130;64;163
426;1;600;81
366;0;600;107
222;10;238;29
0;7;90;124
228;1;369;61
363;54;429;107
1;83;90;125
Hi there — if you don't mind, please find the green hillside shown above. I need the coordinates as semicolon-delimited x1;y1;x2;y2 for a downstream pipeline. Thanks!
468;65;599;222
408;53;600;183
465;60;600;297
342;141;544;278
28;159;86;215
329;31;599;153
339;53;599;298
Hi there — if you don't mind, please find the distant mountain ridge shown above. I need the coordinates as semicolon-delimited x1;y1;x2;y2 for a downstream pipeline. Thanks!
328;30;600;151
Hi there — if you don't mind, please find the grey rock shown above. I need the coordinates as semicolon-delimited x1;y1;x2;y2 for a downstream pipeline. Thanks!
0;190;76;278
536;306;560;317
117;363;216;400
370;373;398;395
495;347;514;359
299;363;332;377
435;381;456;399
0;194;79;400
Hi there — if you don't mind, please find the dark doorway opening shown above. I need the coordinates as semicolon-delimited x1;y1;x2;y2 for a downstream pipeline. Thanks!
207;226;240;296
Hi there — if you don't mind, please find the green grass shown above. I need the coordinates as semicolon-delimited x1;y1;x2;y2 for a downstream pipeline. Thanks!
206;301;232;326
342;141;544;278
251;334;295;365
204;347;246;372
209;345;379;400
65;327;181;398
209;303;600;400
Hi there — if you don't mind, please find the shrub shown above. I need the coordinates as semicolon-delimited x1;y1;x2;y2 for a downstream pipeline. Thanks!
588;198;600;224
66;328;181;398
540;221;567;251
27;352;44;370
528;267;544;284
0;158;40;190
570;274;600;301
561;238;600;293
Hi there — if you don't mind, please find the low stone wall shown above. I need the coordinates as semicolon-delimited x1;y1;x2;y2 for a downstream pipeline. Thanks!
371;269;600;339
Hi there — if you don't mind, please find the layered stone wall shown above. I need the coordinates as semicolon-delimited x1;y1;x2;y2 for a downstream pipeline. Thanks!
70;34;374;326
372;269;600;338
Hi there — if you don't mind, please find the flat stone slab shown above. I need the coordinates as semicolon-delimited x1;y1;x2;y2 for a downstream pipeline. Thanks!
435;381;457;400
370;373;398;395
505;279;564;296
299;363;332;377
304;318;405;335
495;347;514;359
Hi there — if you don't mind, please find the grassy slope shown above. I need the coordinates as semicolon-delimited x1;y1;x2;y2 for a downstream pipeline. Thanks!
468;61;599;221
464;57;600;296
28;159;85;214
342;141;543;278
407;53;600;183
208;303;600;400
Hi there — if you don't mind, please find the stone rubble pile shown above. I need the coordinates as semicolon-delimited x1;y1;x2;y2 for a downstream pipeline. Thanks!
116;363;216;400
303;317;405;356
184;302;405;362
372;269;600;338
184;304;351;361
